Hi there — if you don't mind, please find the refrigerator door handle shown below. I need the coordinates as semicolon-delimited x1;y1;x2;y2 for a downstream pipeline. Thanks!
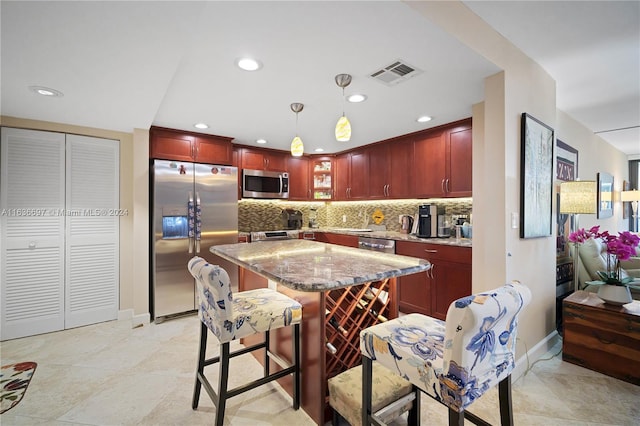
195;192;202;253
188;192;195;254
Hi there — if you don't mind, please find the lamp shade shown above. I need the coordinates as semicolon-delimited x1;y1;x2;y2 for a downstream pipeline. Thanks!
559;181;597;214
335;115;351;141
621;190;640;202
290;136;304;157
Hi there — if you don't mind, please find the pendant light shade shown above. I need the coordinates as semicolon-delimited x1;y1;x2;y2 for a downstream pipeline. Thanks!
290;102;304;157
335;115;351;141
290;136;304;157
335;74;352;142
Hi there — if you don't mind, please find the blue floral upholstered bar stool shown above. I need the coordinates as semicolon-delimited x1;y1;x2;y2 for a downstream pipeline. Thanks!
188;257;303;426
360;281;531;426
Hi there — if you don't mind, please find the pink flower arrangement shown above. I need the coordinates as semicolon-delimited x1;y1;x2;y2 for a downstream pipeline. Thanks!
568;226;640;285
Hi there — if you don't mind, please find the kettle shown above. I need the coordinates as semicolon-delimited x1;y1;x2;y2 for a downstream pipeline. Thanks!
400;215;414;234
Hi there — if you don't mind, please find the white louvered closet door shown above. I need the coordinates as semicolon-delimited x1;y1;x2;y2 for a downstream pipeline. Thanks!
1;128;66;340
65;134;119;328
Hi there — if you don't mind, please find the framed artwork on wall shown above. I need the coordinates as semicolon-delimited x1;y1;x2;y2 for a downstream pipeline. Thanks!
556;140;578;257
520;113;554;239
597;172;614;219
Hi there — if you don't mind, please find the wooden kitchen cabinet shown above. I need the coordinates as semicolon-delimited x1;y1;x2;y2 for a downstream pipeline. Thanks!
313;232;358;248
563;291;640;385
240;147;286;172
368;136;413;199
396;240;471;320
286;155;311;200
413;119;472;198
149;126;233;165
334;150;369;200
445;124;473;197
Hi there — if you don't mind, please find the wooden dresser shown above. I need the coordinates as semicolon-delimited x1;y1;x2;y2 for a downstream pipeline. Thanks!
562;291;640;385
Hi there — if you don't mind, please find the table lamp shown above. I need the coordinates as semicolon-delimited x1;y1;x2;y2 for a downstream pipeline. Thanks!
560;181;597;291
621;189;640;232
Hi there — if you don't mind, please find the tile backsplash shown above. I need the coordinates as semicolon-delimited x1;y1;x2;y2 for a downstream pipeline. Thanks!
239;198;472;233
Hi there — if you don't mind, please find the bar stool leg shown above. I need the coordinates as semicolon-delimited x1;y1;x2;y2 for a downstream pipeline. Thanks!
215;342;230;426
264;330;270;377
361;356;373;426
293;323;301;410
192;321;207;410
448;408;464;426
498;375;514;426
407;385;420;426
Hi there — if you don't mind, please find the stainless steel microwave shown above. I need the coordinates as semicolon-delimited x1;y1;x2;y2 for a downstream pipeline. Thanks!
242;169;289;199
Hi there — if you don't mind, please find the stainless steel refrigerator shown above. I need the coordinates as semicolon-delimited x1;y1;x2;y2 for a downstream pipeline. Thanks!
151;159;238;321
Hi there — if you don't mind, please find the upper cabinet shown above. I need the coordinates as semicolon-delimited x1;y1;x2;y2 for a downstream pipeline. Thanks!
286;155;311;200
149;126;233;165
334;149;369;200
413;119;472;198
240;147;286;172
368;136;414;199
311;157;333;200
446;125;473;197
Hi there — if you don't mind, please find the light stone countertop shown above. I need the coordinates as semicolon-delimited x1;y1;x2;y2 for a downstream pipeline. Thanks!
210;239;431;292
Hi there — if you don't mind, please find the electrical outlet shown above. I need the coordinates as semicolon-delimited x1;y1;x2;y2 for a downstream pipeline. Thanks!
342;214;347;223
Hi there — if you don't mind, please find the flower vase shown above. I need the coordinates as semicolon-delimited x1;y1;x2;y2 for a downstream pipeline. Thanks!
597;284;632;306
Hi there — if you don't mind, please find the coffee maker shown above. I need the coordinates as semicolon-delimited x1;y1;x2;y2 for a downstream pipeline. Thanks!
417;204;442;238
281;208;303;230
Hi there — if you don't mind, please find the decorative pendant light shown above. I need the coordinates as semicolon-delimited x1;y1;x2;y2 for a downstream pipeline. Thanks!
335;73;352;142
290;102;304;157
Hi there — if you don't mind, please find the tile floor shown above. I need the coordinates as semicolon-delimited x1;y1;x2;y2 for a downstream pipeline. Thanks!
1;315;638;425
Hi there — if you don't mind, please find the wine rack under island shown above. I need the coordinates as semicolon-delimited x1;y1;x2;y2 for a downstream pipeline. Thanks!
210;239;429;425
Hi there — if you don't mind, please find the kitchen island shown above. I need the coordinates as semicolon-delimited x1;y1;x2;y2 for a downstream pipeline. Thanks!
210;239;430;425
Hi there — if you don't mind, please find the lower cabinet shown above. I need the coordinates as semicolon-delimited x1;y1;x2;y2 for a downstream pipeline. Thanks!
396;241;471;320
313;232;358;247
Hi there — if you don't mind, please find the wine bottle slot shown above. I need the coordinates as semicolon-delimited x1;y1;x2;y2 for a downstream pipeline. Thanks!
326;340;337;355
326;309;348;336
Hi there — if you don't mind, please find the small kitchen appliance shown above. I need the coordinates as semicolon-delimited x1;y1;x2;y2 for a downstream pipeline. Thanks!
281;208;303;230
417;204;440;238
400;215;414;234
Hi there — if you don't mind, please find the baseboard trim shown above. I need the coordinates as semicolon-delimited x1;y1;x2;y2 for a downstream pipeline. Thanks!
118;309;150;328
513;330;561;381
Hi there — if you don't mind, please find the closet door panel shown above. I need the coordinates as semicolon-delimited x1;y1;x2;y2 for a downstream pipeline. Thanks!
1;128;65;340
65;134;119;328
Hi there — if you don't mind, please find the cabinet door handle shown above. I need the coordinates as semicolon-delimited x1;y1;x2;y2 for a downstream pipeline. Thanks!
424;249;438;253
441;179;446;193
429;264;435;279
446;179;450;193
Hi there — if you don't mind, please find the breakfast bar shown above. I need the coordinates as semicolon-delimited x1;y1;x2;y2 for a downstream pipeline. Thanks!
210;239;430;424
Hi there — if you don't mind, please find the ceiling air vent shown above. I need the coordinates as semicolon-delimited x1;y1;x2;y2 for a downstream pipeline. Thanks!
369;60;422;86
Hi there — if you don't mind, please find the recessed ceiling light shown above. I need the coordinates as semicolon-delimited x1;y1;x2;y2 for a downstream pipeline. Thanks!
194;123;209;129
236;57;262;71
416;115;432;123
347;94;367;103
256;139;267;144
314;148;324;152
29;85;63;97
